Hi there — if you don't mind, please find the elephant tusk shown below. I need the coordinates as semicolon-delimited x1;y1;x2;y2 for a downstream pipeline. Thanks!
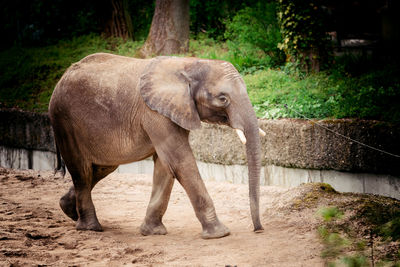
235;129;247;144
259;128;266;137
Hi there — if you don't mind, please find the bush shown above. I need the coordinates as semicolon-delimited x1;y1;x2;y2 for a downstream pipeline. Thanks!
244;59;400;123
278;0;333;72
245;69;340;119
329;55;400;122
0;34;141;112
1;34;399;124
224;2;284;71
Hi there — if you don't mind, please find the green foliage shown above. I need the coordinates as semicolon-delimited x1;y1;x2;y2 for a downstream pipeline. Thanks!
278;0;332;72
190;34;278;73
318;207;349;261
341;255;368;267
318;225;350;259
289;186;400;266
380;217;400;241
317;197;400;266
244;69;341;120
127;0;154;40
351;197;400;241
0;0;154;48
0;0;102;48
190;0;267;39
319;207;344;222
244;57;400;123
329;55;400;122
1;34;399;124
0;34;141;112
189;35;229;60
317;208;370;266
224;2;285;70
190;0;230;39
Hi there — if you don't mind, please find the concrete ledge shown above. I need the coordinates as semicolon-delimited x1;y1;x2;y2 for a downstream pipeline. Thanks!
0;146;56;170
264;164;400;199
1;109;399;174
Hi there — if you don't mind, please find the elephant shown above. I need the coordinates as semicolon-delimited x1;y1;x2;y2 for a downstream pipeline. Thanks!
49;53;265;239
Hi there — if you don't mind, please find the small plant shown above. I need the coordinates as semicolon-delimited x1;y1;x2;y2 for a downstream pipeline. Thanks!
341;255;368;267
317;207;371;267
319;207;343;222
380;217;400;241
318;226;350;260
318;207;348;262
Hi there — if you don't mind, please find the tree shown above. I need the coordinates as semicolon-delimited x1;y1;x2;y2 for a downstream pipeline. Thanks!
278;0;332;72
140;0;189;56
103;0;133;40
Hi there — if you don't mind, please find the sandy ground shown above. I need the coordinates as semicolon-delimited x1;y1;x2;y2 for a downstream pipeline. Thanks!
0;167;323;266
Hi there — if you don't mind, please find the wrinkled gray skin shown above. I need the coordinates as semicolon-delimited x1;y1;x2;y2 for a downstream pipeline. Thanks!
49;53;263;239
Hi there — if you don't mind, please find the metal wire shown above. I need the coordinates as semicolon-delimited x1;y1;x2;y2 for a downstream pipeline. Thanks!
279;104;400;158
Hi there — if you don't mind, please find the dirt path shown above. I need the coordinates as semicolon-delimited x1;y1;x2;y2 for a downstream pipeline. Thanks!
0;167;323;266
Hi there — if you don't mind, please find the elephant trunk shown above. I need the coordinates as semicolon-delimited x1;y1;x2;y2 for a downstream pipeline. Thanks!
243;114;264;232
230;97;263;232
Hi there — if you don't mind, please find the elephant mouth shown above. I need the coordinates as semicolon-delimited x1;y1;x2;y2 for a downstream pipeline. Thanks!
202;114;229;125
197;103;230;125
219;114;229;124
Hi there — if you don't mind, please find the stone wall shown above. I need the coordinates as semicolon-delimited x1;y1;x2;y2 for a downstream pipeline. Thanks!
1;109;400;175
0;109;55;152
190;120;400;175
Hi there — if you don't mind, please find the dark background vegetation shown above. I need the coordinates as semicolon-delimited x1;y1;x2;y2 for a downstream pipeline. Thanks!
0;0;399;123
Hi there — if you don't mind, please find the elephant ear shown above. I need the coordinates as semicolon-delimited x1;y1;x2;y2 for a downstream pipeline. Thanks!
139;57;201;131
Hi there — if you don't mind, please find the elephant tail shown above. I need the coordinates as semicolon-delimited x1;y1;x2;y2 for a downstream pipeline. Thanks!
54;144;66;177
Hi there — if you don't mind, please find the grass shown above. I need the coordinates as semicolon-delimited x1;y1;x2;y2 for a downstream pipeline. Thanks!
0;35;144;112
1;35;106;111
245;65;400;122
244;69;340;119
1;34;399;123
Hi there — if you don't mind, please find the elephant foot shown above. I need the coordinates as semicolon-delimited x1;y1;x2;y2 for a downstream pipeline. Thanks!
201;222;230;239
140;221;168;236
59;191;78;221
76;217;103;232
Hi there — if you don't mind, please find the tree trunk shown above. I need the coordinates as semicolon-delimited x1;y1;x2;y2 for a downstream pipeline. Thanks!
140;0;189;57
104;0;133;41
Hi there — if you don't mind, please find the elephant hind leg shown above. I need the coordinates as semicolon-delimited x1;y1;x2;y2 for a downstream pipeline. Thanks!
59;162;99;232
60;164;117;223
140;154;174;236
60;186;78;221
92;164;118;188
74;164;117;231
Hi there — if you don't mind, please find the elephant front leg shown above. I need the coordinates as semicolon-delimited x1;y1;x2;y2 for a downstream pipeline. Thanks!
144;121;230;239
140;154;174;236
174;161;231;239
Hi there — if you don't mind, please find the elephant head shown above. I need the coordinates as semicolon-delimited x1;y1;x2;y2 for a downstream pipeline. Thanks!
140;57;264;232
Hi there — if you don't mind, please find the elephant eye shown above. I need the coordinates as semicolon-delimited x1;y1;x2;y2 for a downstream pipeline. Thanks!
218;94;228;104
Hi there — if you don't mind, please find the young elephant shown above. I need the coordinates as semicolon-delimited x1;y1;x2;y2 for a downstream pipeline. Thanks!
49;53;264;239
